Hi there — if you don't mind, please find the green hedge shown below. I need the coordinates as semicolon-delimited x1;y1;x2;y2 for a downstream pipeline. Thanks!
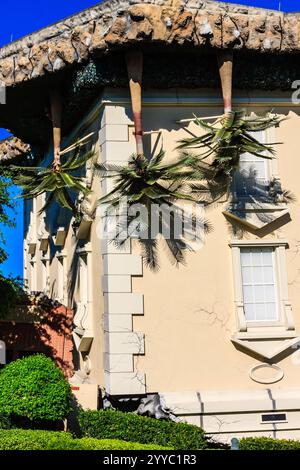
0;429;170;450
0;354;72;422
79;409;207;450
240;437;300;450
79;438;170;450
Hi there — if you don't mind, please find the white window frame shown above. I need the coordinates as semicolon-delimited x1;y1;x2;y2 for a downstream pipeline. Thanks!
56;251;67;305
41;257;50;295
78;253;88;305
40;243;51;295
240;246;279;324
232;126;280;205
73;244;94;354
74;244;93;331
23;242;29;290
230;239;294;333
29;258;37;293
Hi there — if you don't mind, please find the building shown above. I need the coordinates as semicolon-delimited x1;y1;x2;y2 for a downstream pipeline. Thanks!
1;0;300;441
0;293;74;376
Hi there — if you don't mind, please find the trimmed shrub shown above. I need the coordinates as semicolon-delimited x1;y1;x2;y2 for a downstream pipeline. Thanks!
240;437;300;450
0;354;72;422
0;429;171;450
78;438;171;451
0;429;76;450
79;409;207;450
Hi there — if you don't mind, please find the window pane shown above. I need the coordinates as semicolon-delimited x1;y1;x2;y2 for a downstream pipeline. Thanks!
265;285;276;302
255;303;266;321
244;304;255;321
252;161;266;178
262;248;273;265
252;250;262;266
264;266;274;283
242;266;252;284
253;285;265;302
234;131;269;198
241;249;251;266
265;303;277;321
252;266;263;284
243;286;253;302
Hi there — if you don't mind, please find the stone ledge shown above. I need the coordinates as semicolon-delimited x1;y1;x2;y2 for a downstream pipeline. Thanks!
0;0;299;87
0;136;31;162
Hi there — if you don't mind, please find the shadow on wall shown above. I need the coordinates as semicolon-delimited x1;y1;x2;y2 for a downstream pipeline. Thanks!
0;305;74;377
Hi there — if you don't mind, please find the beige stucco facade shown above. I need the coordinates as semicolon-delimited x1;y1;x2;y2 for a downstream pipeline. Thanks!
23;87;300;441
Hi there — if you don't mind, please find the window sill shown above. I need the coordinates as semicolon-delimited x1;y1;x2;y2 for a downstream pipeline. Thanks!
233;330;299;341
230;200;287;211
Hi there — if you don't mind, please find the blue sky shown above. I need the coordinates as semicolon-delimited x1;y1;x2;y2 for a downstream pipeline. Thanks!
0;1;100;277
218;0;300;9
0;0;298;277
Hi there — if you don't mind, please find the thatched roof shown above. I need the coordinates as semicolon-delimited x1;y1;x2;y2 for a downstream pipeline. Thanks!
0;0;299;161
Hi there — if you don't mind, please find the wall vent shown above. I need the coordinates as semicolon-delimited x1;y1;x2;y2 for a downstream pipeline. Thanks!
261;413;287;423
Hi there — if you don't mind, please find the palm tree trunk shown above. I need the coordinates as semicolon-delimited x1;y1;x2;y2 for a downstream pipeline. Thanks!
50;89;62;172
217;50;233;114
126;51;144;157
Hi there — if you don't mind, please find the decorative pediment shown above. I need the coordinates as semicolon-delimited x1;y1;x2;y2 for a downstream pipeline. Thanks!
73;327;94;353
75;216;93;240
27;240;37;255
73;298;94;353
223;204;291;236
39;236;49;252
54;227;67;247
232;332;300;361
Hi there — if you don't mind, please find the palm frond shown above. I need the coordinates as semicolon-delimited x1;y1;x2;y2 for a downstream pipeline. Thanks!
97;151;206;269
11;147;93;214
178;110;283;166
177;110;284;202
139;238;159;271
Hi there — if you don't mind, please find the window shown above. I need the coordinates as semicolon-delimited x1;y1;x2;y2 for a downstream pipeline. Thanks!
234;131;270;198
230;239;295;337
78;254;88;305
57;257;65;302
41;259;50;295
29;261;37;292
73;248;93;344
240;247;278;322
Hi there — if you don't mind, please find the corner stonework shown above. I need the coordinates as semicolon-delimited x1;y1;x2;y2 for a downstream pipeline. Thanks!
99;103;146;396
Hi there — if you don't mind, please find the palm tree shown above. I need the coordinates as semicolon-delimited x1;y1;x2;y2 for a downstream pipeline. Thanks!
95;50;210;269
96;150;209;269
11;143;93;214
177;110;283;201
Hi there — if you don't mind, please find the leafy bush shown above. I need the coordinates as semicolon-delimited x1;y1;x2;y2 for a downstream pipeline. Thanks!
0;429;171;450
0;274;24;319
78;438;170;451
0;413;12;430
0;429;76;450
79;409;207;450
240;437;300;450
0;354;72;422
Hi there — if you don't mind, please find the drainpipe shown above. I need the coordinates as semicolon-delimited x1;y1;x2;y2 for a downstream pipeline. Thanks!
126;50;144;157
217;50;233;114
50;89;62;172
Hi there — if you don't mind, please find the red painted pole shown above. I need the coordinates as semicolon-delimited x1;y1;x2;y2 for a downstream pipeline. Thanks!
50;89;62;171
217;50;233;114
126;50;144;157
